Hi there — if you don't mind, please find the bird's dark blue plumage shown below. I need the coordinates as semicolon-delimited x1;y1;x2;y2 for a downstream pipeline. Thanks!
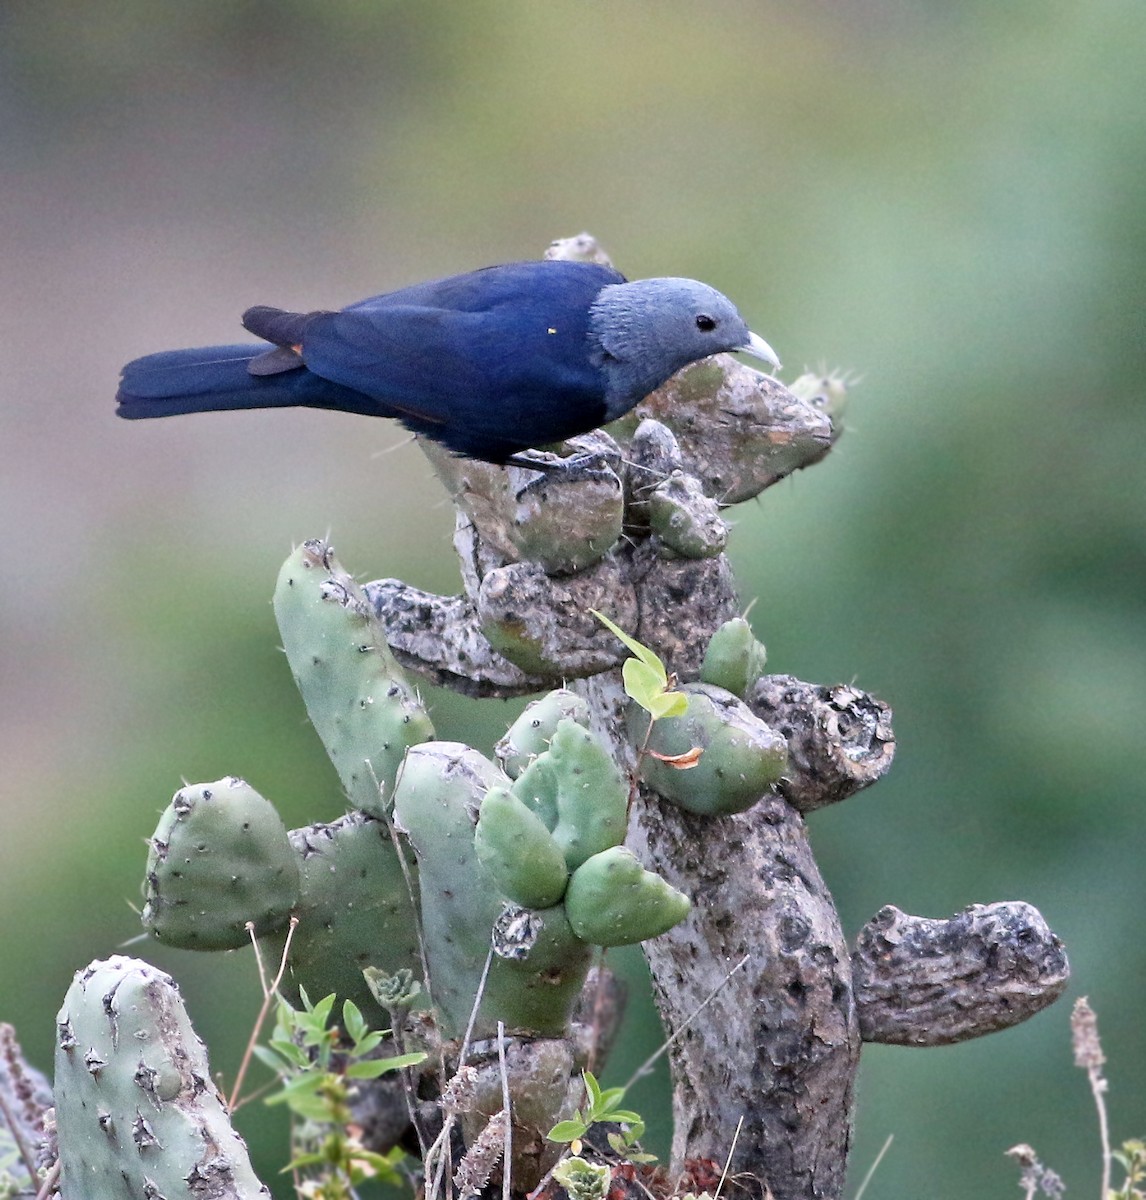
116;259;779;466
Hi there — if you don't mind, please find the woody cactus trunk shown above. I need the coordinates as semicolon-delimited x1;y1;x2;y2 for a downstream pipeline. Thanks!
358;234;1068;1196
21;234;1070;1200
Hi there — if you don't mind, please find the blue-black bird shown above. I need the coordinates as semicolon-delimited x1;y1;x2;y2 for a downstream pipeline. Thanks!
116;259;780;467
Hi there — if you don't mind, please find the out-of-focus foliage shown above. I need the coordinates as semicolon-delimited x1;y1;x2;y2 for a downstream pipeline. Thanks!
1;2;1143;1196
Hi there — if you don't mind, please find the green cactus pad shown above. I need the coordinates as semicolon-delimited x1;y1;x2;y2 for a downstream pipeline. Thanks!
259;811;421;1027
274;539;434;815
142;777;299;951
700;617;769;699
509;719;628;871
474;786;570;910
630;682;788;815
54;956;269;1200
495;689;591;779
392;741;511;1036
532;718;628;871
564;848;690;945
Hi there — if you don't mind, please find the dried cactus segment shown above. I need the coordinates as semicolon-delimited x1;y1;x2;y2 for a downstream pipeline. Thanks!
142;777;299;951
647;470;728;559
53;956;269;1200
274;539;434;816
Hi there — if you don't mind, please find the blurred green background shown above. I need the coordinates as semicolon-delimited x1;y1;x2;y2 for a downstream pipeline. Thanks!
2;1;1144;1195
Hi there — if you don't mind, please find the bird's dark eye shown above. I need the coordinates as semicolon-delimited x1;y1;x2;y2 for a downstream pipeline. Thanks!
695;314;717;332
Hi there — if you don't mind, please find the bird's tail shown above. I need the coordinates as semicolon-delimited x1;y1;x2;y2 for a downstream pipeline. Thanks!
116;344;376;420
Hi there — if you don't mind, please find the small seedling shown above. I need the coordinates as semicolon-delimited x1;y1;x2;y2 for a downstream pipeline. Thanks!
254;989;425;1200
548;1071;655;1162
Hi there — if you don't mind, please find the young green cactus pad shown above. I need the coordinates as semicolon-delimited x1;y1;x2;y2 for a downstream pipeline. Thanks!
630;681;788;815
142;777;299;951
54;956;269;1200
258;812;421;1028
494;688;591;779
510;718;627;871
700;616;769;699
474;786;570;910
563;846;691;945
274;539;435;816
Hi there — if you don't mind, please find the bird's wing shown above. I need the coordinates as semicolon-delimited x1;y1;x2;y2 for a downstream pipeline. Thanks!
302;302;608;441
300;306;492;429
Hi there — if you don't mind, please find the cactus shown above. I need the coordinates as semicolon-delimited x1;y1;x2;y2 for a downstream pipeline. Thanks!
274;539;435;816
394;724;688;1039
563;847;691;945
142;777;299;951
647;470;728;559
259;812;422;1027
53;956;269;1200
510;718;628;871
700;616;769;699
494;688;591;778
473;786;570;910
630;681;788;815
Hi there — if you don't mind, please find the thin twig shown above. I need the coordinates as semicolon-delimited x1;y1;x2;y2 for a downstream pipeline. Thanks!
377;765;434;1009
498;1021;512;1200
228;915;298;1110
458;947;495;1071
852;1134;893;1200
33;1158;60;1200
389;1017;430;1161
0;1087;39;1183
1089;1065;1112;1200
624;953;750;1090
585;950;611;1076
713;1115;744;1200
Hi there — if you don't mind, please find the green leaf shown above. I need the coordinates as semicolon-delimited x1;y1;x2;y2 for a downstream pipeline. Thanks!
342;999;367;1044
344;1052;425;1078
593;1086;627;1113
266;1038;309;1069
251;1044;288;1073
647;689;689;720
548;1119;589;1142
591;610;662;670
622;658;667;708
283;1151;329;1170
310;992;338;1025
353;1149;407;1174
353;1030;385;1056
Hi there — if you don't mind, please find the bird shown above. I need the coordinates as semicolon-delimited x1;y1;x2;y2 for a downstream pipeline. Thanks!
116;259;780;469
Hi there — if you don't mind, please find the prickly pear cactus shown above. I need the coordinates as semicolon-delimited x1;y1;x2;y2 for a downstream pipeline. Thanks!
700;616;769;699
259;811;421;1026
394;713;690;1039
274;539;435;816
142;777;299;950
629;681;788;815
53;956;269;1200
